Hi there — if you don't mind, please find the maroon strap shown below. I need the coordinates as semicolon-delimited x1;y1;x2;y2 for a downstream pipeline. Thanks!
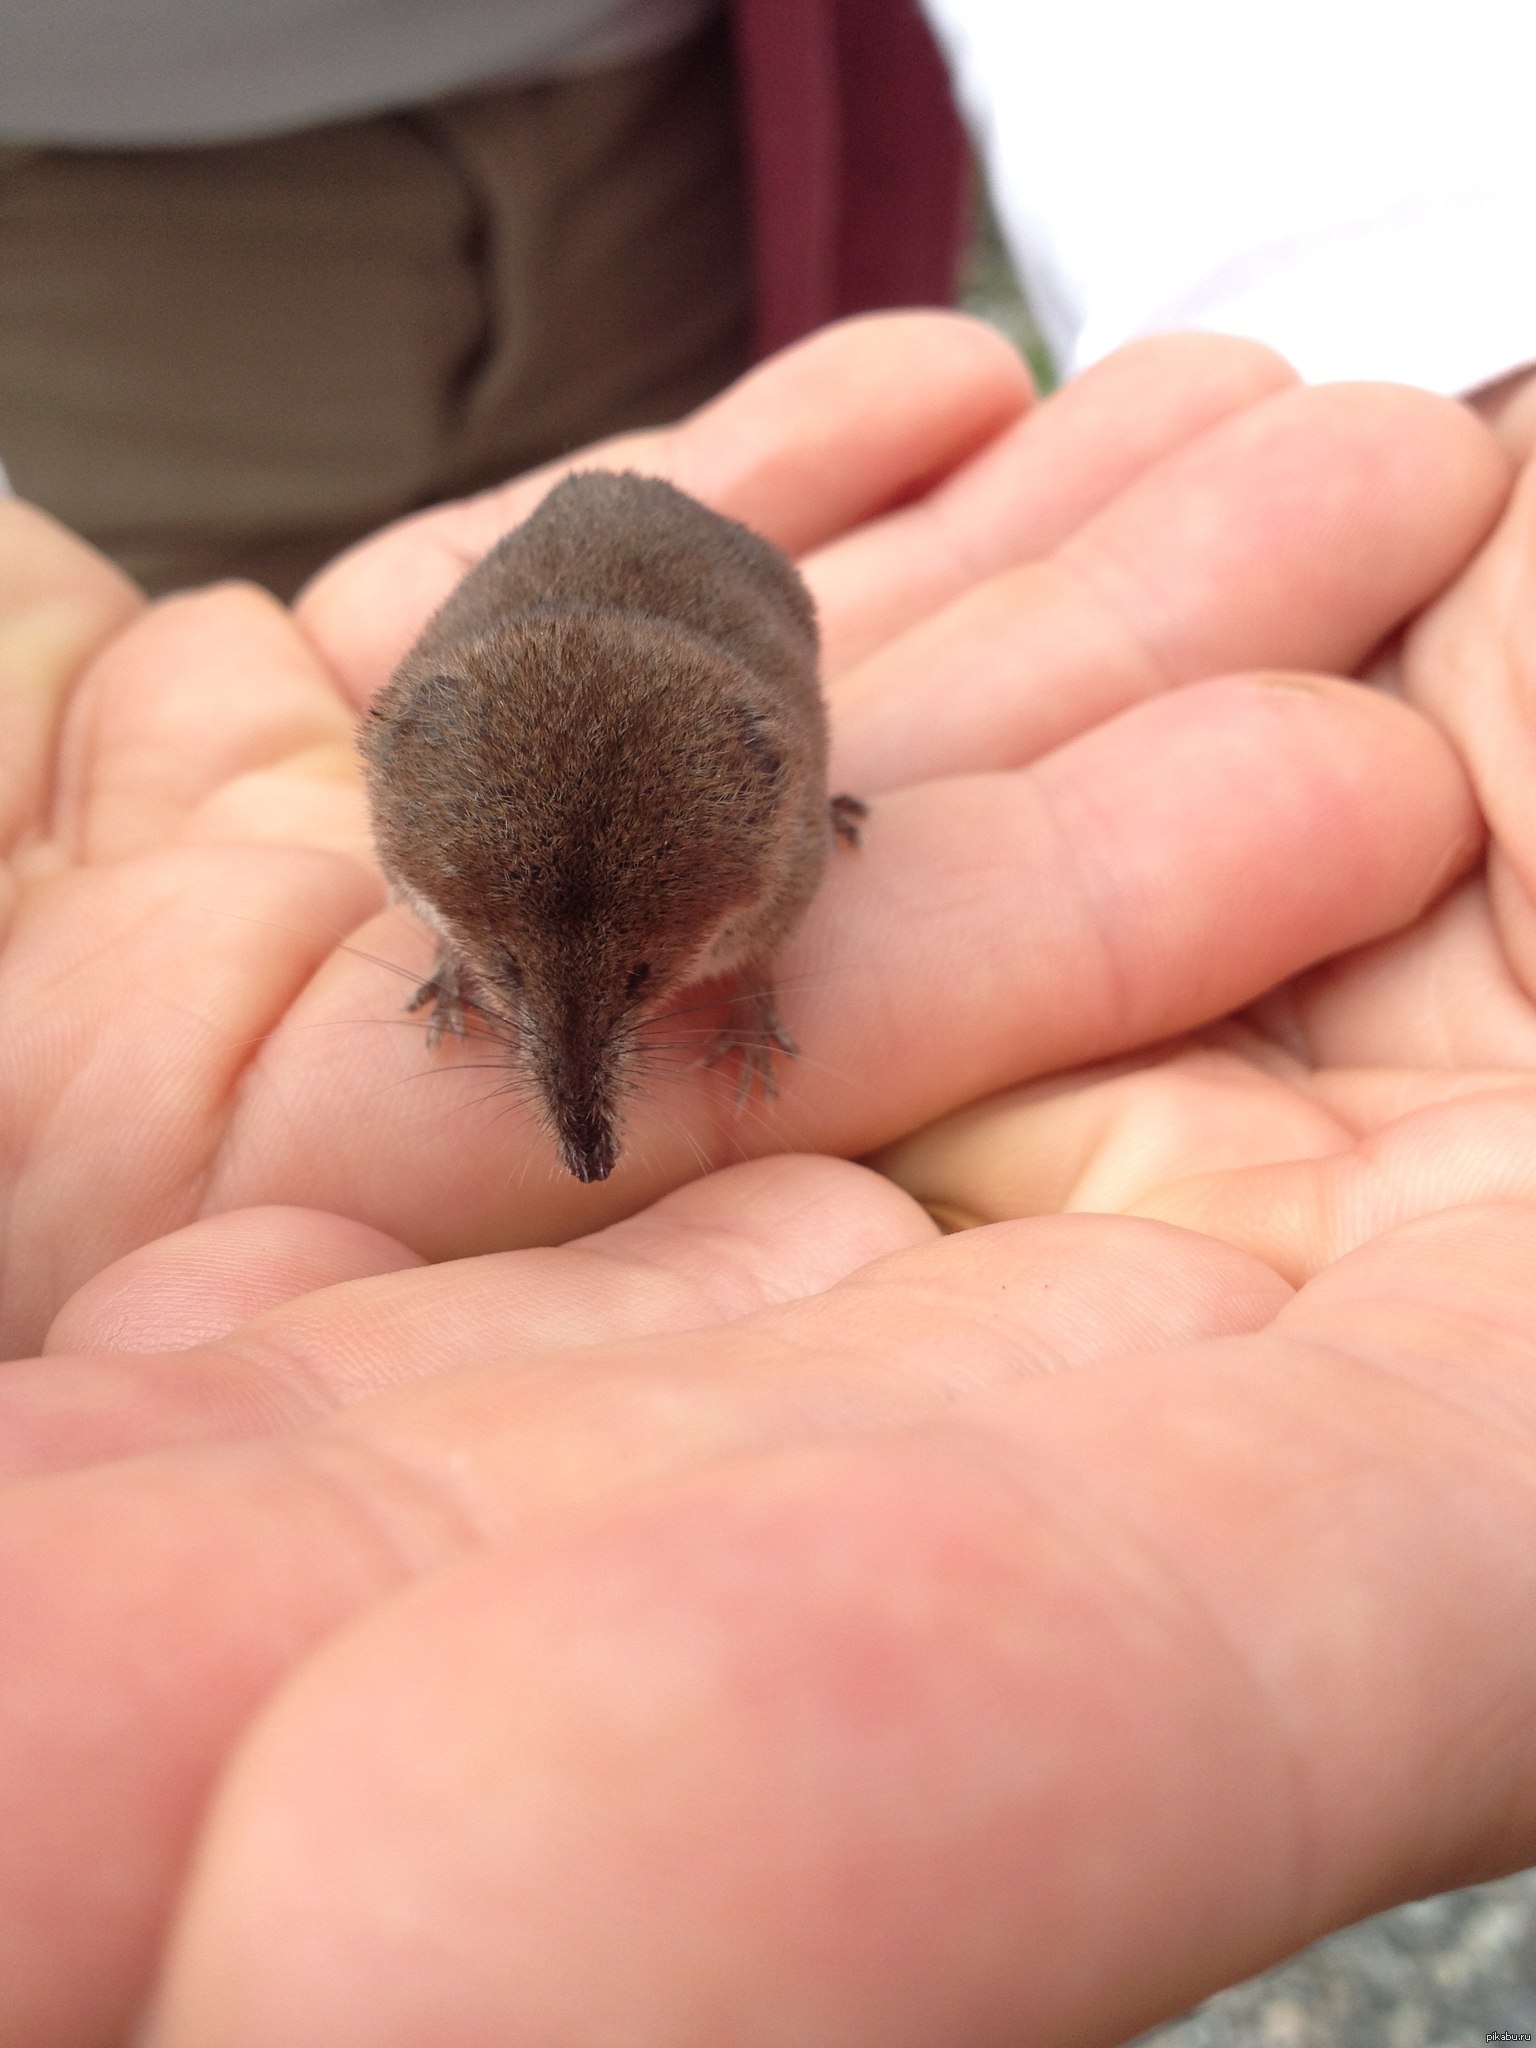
732;0;971;358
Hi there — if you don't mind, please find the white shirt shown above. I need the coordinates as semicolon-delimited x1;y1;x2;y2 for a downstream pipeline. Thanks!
926;0;1536;394
0;0;714;145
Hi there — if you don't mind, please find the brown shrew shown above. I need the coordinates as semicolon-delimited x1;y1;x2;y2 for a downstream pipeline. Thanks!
360;470;864;1183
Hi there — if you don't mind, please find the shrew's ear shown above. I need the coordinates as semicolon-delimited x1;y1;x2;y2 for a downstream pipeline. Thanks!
362;670;462;763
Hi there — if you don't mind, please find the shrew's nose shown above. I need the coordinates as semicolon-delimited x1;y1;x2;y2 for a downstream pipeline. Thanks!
558;1106;619;1184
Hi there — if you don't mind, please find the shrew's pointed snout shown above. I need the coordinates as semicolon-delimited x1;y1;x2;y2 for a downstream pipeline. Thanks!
562;1116;620;1184
527;996;629;1184
543;1041;624;1184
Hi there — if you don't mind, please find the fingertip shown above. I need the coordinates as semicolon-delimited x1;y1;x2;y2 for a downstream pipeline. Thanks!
1091;329;1300;392
1315;376;1513;543
46;1207;424;1356
588;1154;941;1310
763;307;1037;424
663;309;1038;552
1061;376;1513;689
1099;669;1483;922
651;1148;941;1243
0;497;143;622
1249;671;1486;910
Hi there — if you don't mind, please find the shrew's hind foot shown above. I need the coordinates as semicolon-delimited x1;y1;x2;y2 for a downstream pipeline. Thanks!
831;792;868;847
407;951;470;1050
701;986;799;1104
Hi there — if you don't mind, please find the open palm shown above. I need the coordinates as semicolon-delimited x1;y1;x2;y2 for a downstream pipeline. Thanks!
6;315;1536;2048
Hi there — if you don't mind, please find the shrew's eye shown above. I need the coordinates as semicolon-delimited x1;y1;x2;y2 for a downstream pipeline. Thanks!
625;962;651;999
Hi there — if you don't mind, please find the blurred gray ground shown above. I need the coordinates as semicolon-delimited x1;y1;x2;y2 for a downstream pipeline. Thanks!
957;186;1536;2048
1137;1871;1536;2046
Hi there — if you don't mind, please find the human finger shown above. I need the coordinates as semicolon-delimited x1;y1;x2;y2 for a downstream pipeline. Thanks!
871;1022;1536;1255
1135;1085;1536;1282
870;1027;1354;1231
0;1212;1282;2048
805;331;1296;673
1242;866;1536;1069
44;1206;425;1355
0;838;385;1356
829;381;1507;791
11;1158;934;1474
48;583;363;865
144;1205;1536;2048
296;312;1033;708
1403;451;1536;996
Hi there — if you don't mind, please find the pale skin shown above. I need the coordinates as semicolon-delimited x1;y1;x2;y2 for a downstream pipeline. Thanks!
4;312;1536;2046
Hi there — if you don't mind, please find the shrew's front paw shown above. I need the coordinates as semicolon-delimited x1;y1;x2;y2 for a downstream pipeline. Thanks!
702;985;799;1103
406;952;471;1051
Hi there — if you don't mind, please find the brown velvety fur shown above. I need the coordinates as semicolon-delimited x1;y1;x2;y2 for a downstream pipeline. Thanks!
360;470;854;1182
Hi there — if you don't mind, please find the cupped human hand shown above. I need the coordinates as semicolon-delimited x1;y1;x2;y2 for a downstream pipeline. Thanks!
12;1165;1536;2046
131;1199;1536;2048
0;314;1504;1355
0;324;1527;2047
872;364;1536;1284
